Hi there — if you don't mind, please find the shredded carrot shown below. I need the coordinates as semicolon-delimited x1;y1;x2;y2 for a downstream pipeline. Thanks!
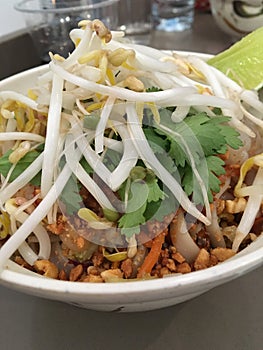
143;240;153;249
137;232;165;279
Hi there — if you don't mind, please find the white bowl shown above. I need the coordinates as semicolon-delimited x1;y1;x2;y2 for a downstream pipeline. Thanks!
1;60;263;313
210;0;263;39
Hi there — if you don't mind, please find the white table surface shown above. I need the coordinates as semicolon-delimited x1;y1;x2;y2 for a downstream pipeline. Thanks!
0;10;263;350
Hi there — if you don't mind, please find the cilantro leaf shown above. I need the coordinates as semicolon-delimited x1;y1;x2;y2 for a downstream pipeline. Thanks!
147;179;165;202
119;226;141;238
117;170;166;237
184;114;228;156
83;114;99;130
168;133;189;167
118;181;148;237
102;148;122;171
144;190;178;223
60;155;95;215
79;156;93;174
60;174;83;216
206;155;226;192
181;155;226;203
143;127;168;152
118;202;147;232
0;146;43;184
143;127;179;175
217;121;243;150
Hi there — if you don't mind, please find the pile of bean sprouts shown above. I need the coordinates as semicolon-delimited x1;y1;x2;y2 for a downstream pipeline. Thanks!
0;19;263;275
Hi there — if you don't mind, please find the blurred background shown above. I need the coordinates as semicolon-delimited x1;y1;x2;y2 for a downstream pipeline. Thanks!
0;0;216;80
0;0;210;41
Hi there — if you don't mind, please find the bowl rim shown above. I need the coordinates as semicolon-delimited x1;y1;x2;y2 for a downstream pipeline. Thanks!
1;245;263;297
0;51;263;299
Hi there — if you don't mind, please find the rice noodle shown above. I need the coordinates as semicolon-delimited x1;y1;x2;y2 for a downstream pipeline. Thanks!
170;209;200;263
206;204;226;248
233;167;263;252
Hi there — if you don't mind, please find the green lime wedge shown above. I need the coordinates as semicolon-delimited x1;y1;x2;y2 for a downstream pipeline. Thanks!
208;26;263;90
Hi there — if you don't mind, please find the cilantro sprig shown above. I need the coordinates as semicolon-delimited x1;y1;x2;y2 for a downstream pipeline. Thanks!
143;107;242;203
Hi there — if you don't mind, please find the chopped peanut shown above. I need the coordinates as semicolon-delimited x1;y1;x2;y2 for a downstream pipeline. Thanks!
160;267;170;277
34;259;59;279
82;275;104;283
216;199;225;215
121;258;133;279
172;251;186;264
92;251;104;266
225;197;247;214
211;247;235;262
210;254;218;266
166;259;177;272
194;248;210;270
101;268;123;282
69;264;84;282
87;266;102;276
58;269;67;281
177;262;191;274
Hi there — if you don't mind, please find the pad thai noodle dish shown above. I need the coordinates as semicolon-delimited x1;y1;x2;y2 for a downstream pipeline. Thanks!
0;20;263;283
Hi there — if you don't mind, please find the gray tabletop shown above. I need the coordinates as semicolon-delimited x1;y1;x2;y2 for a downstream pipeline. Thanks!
1;11;263;350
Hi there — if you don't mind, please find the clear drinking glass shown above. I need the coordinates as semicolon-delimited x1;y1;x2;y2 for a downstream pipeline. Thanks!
151;0;195;32
117;0;152;44
14;0;120;62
